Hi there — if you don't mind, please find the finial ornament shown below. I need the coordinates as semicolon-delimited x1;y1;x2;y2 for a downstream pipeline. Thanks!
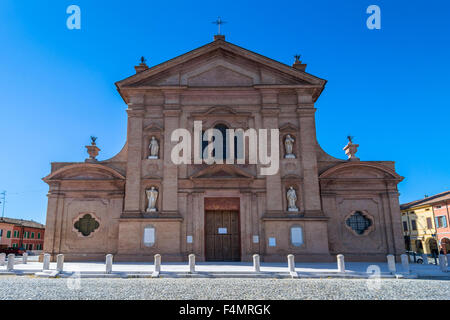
212;17;227;35
347;135;354;144
135;56;149;73
343;136;360;161
292;54;307;71
86;136;100;162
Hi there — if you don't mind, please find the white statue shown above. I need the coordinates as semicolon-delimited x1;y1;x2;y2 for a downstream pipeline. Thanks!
148;137;159;159
284;135;295;159
146;187;159;212
287;186;299;212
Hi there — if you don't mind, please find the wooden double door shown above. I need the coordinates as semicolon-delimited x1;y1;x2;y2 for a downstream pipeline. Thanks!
205;210;241;261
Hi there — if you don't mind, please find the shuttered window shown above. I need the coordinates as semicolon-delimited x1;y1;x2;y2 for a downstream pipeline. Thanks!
426;218;433;229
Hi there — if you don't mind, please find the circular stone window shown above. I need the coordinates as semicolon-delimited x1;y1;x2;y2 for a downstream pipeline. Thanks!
345;211;372;235
74;213;100;237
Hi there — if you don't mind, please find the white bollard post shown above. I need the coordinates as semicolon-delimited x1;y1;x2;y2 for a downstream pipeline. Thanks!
387;254;396;274
401;254;410;273
422;253;428;265
253;254;260;272
439;255;448;272
22;252;28;264
0;253;5;266
287;254;298;278
337;254;345;273
154;254;161;273
105;254;113;274
56;254;64;272
43;253;51;271
7;254;15;271
189;254;195;273
287;254;295;272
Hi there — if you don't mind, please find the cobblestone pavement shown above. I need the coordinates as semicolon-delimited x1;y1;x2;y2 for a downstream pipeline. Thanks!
0;277;449;300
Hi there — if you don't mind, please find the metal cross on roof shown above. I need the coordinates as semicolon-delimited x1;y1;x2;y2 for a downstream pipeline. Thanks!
212;17;227;35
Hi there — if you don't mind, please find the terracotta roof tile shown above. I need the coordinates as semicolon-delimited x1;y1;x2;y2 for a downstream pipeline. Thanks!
0;217;45;229
400;191;450;210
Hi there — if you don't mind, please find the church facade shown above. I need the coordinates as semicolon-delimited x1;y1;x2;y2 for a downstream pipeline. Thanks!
43;35;405;262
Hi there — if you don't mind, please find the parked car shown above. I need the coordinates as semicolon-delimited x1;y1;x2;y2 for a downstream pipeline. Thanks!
405;251;424;264
0;247;25;256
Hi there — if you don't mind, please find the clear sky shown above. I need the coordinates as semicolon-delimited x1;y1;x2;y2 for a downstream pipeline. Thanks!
0;0;449;224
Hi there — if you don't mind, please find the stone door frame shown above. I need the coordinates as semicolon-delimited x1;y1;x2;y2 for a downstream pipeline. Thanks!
204;197;241;262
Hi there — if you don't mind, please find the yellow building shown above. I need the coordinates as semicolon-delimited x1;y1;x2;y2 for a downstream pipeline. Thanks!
401;196;439;255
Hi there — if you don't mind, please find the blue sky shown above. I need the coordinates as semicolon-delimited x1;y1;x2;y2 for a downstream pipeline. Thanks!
0;0;449;224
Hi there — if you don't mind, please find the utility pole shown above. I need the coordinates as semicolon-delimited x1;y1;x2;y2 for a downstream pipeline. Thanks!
0;191;5;219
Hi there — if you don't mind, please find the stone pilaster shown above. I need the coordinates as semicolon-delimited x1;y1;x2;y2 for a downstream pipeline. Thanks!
162;90;182;212
43;183;61;256
251;192;260;253
192;192;205;259
52;195;65;255
296;90;322;214
387;188;405;256
186;192;194;253
123;96;144;215
260;89;283;212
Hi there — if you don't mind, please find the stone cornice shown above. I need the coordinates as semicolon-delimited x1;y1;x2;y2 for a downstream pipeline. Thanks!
162;109;181;117
261;215;329;221
261;108;280;116
121;86;188;91
120;217;183;222
319;161;404;182
126;108;145;117
296;108;317;117
255;85;322;90
115;41;326;88
43;163;126;182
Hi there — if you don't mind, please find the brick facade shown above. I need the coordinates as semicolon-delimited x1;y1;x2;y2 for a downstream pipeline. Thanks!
0;218;45;251
43;36;405;262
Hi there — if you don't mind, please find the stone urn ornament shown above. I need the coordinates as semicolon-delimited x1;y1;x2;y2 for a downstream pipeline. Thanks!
343;136;360;161
85;136;100;163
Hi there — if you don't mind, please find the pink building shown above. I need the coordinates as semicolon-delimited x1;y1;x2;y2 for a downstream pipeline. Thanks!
0;221;15;248
431;193;450;253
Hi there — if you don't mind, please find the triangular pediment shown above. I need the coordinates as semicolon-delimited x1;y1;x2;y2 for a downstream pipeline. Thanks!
190;164;254;180
279;123;299;133
187;65;253;87
116;39;326;90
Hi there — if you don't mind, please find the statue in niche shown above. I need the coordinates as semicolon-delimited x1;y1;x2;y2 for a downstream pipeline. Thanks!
287;186;299;212
146;187;159;212
148;136;159;159
284;135;296;159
